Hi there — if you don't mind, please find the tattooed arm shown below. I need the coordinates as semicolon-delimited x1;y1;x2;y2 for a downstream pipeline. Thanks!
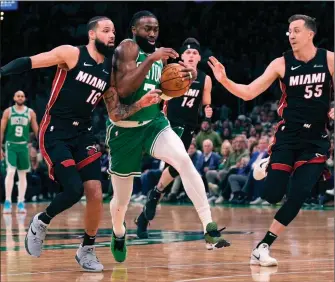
103;87;162;122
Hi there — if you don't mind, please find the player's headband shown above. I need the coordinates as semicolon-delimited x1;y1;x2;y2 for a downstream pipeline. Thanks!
179;43;201;55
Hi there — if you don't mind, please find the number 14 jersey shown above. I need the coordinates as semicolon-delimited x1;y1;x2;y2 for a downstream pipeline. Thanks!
167;70;205;127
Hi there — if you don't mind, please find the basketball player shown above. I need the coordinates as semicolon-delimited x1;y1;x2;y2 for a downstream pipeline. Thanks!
0;16;160;272
1;91;39;214
208;14;334;266
135;37;214;239
106;10;229;263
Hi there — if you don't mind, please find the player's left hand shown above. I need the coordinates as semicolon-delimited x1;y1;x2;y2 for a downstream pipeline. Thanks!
178;61;197;82
139;89;162;108
208;56;227;83
204;105;213;118
328;107;334;120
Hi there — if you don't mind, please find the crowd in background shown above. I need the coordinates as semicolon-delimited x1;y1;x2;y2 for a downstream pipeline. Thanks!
0;2;334;206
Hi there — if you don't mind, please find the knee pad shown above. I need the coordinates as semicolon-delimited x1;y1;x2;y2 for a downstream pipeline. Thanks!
54;162;84;204
168;165;179;178
262;168;290;204
274;198;303;226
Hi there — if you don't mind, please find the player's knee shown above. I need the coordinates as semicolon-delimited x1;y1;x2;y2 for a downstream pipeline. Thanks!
54;162;84;204
262;168;290;204
168;166;179;178
274;198;303;226
6;167;16;178
84;180;102;203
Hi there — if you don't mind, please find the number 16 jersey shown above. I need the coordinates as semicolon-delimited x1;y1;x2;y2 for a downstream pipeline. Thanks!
47;45;111;124
278;48;333;125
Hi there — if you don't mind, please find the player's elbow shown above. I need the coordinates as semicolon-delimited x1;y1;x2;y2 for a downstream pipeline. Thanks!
241;87;255;101
108;113;121;122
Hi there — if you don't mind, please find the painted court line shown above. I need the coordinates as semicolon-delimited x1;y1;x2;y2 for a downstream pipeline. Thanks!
175;270;333;282
1;258;333;277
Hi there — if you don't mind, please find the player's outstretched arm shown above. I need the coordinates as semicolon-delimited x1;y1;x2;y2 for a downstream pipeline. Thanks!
0;45;78;76
113;40;178;98
208;56;282;101
103;87;162;122
30;110;39;139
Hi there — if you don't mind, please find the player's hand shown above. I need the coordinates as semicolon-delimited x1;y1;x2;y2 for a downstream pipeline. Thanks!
149;47;179;61
204;105;213;118
178;61;197;82
0;148;5;160
139;89;162;108
207;56;227;83
162;101;168;116
328;107;334;120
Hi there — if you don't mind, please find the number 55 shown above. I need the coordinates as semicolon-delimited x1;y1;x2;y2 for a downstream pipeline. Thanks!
304;84;323;99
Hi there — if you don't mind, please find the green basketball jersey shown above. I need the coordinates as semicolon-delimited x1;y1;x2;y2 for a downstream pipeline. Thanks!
5;106;31;143
119;43;163;122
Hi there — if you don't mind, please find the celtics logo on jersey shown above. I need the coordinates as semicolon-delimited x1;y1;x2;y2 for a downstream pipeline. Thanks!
5;106;31;143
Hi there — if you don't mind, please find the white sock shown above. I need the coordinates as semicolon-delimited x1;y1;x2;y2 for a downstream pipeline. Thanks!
152;128;213;232
110;175;134;238
17;170;27;203
5;166;16;202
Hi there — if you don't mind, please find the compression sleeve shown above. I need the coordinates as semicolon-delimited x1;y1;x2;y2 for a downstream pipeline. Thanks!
0;57;32;76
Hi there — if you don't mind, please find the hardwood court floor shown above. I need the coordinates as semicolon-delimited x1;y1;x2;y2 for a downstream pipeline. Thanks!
1;202;334;282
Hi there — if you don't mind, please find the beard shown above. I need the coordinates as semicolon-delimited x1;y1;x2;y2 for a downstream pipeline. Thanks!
135;35;156;54
95;38;115;57
15;101;24;106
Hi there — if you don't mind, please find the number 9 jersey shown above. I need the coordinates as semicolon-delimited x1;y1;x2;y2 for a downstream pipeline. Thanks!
5;106;31;143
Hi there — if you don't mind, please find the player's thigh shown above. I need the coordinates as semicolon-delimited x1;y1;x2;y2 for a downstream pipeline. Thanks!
106;125;143;178
262;149;295;204
73;131;102;182
289;162;325;202
144;115;171;156
149;126;190;170
5;142;17;168
41;133;75;181
17;144;30;171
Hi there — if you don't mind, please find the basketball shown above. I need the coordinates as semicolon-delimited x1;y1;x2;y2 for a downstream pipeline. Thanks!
160;63;191;100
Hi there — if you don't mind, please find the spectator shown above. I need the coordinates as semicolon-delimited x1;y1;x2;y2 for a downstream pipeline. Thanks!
195;120;222;153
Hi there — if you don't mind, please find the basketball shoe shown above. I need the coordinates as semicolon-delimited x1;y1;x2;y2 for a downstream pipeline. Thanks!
110;223;127;263
143;186;163;220
75;244;104;272
17;202;27;213
3;200;11;213
25;212;48;257
204;222;231;250
134;213;149;239
250;243;278;266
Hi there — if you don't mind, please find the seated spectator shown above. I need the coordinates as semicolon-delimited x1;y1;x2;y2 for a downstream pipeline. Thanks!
206;140;232;200
196;120;222;153
196;139;221;191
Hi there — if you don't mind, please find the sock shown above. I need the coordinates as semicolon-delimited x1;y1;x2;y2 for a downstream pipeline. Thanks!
82;232;96;246
38;212;53;225
5;167;16;202
17;170;27;202
257;231;278;248
178;168;213;232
